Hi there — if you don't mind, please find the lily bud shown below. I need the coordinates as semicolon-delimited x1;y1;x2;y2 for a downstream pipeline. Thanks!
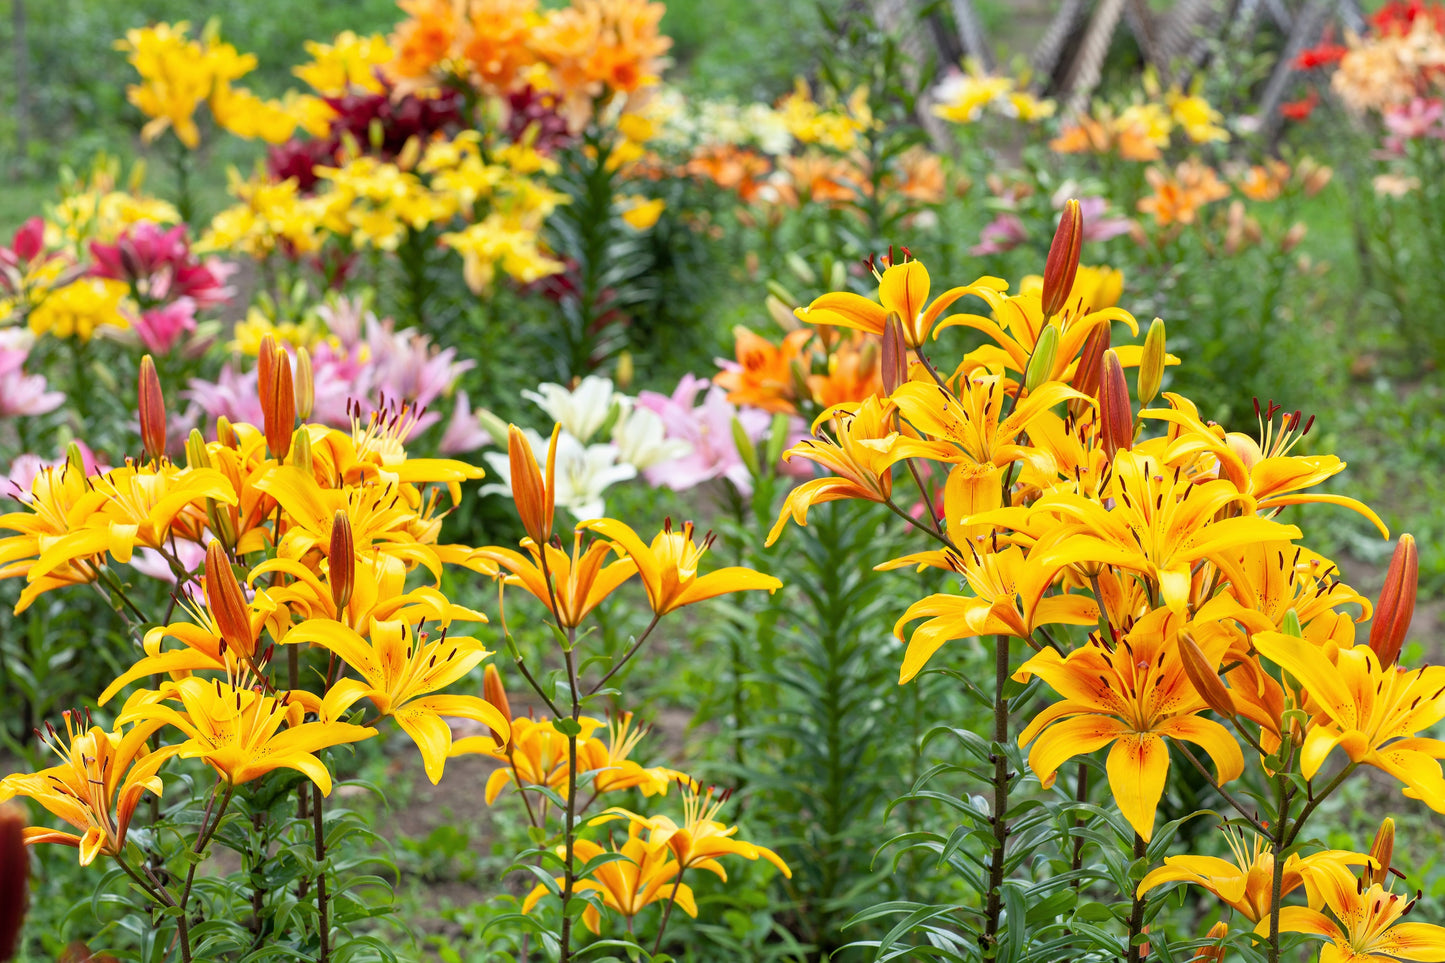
185;429;211;471
1192;922;1228;963
731;417;761;478
216;416;238;450
0;804;26;962
1178;630;1235;719
1072;323;1111;400
765;412;790;471
257;336;277;415
509;424;556;545
65;442;87;477
205;497;237;554
1281;222;1307;254
1097;348;1133;462
288;428;313;476
1281;608;1304;638
1024;324;1060;394
614;350;634;390
1138;318;1166;404
329;511;354;615
1041;198;1083;318
294;347;314;421
785;252;817;286
766;294;798;330
881;311;909;395
1370;534;1417;667
263;348;296;460
1367;817;1395;886
204;540;253;659
483;663;512;750
137;355;167;463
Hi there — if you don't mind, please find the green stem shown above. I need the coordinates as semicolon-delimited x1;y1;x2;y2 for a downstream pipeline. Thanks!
313;782;331;961
1125;833;1147;963
651;870;687;957
981;635;1012;952
1267;777;1293;963
177;782;234;963
559;635;581;963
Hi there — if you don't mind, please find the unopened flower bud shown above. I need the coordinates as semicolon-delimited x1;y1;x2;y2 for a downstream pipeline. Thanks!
1138;318;1166;404
766;280;798;309
262;347;296;460
288;428;313;475
65;442;86;477
294;347;314;421
784;252;816;286
0;803;27;962
1367;817;1395;886
1024;324;1060;394
766;412;790;471
216;416;238;450
483;663;512;749
766;294;798;330
138;355;166;463
1370;534;1417;667
1281;608;1304;638
257;336;277;413
185;429;211;471
1302;163;1333;197
731;417;761;478
509;424;556;545
204;540;253;659
1097;348;1133;462
881;311;909;395
329;511;354;615
1281;222;1307;254
205;497;237;553
1042;198;1083;318
1243;217;1263;246
1192;922;1228;963
1178;630;1234;719
615;351;634;390
1072;324;1111;399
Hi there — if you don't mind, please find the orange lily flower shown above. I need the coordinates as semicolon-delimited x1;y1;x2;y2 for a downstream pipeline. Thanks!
796;258;1003;347
713;326;813;414
1138;827;1366;922
472;532;638;628
522;822;695;935
1278;861;1445;963
292;619;507;784
1218;542;1371;646
117;677;374;795
582;518;780;616
1031;450;1302;612
0;712;173;865
1251;634;1445;807
887;542;1099;683
1016;608;1244;841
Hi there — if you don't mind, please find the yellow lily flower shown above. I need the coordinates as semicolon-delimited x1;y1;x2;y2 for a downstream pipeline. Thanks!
1143;393;1388;537
1278;861;1445;963
1031;450;1302;612
522;822;695;935
767;396;947;545
890;374;1087;469
292;618;507;784
1016;608;1244;841
1251;635;1445;807
597;781;792;880
117;677;374;795
250;552;485;630
582;518;780;616
795;258;1003;348
472;531;638;628
0;464;103;613
1138;827;1366;922
887;542;1099;683
0;712;173;866
254;465;445;579
17;462;236;587
1219;542;1371;646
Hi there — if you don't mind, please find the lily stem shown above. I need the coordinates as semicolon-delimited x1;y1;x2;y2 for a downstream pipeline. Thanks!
313;782;330;962
652;870;687;957
982;635;1012;952
1126;833;1147;963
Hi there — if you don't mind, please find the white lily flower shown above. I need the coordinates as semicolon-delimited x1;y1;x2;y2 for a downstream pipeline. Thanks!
612;404;692;471
483;428;635;522
521;376;622;443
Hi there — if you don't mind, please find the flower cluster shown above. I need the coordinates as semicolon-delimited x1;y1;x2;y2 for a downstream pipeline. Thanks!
387;0;671;129
116;21;324;149
766;203;1437;960
930;61;1056;125
1051;74;1229;161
